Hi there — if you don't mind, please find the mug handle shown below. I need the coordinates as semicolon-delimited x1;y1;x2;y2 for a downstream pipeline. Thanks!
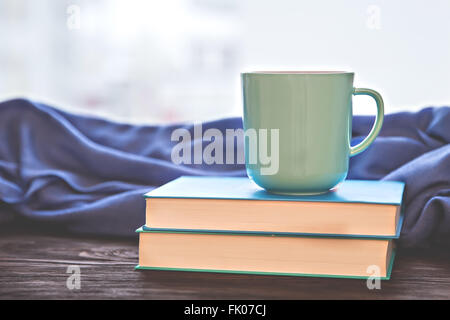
350;88;384;156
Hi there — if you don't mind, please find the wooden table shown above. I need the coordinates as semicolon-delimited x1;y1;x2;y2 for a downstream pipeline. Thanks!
1;223;449;299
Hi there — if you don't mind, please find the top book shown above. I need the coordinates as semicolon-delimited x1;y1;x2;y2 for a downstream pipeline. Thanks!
143;176;405;238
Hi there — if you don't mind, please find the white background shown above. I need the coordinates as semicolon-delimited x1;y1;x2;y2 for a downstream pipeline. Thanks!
1;0;449;123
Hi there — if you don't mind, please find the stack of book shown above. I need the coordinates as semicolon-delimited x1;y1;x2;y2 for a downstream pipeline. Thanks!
136;176;404;279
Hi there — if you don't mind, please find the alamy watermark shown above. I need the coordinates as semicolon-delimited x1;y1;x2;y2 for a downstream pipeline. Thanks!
67;4;81;30
366;5;381;30
366;265;381;290
66;265;81;290
171;124;280;175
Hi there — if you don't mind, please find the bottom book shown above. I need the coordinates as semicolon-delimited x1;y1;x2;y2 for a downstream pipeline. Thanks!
136;227;395;279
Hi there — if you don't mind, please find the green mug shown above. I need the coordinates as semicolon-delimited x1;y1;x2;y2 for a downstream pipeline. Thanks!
241;71;384;195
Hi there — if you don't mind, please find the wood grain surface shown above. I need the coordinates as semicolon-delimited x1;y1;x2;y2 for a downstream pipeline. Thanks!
0;223;449;299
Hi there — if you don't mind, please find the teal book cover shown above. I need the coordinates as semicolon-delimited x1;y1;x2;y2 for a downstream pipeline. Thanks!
135;228;396;280
144;176;405;205
143;176;405;239
135;259;396;280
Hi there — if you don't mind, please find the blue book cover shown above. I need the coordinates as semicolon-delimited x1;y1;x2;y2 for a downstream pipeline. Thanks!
144;176;405;205
135;227;397;280
143;176;405;239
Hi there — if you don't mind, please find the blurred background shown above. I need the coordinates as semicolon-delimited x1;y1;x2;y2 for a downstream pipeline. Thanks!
1;0;449;124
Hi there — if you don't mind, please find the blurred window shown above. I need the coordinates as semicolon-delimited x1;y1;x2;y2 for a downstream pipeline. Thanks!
1;0;449;123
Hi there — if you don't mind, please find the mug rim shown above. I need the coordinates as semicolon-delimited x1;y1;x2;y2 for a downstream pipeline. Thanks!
242;71;354;75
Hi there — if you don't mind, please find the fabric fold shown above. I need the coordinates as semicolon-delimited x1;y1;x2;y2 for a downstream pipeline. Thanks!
0;98;448;248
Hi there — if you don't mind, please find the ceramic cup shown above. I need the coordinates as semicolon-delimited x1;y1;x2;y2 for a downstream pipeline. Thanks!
241;71;384;195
